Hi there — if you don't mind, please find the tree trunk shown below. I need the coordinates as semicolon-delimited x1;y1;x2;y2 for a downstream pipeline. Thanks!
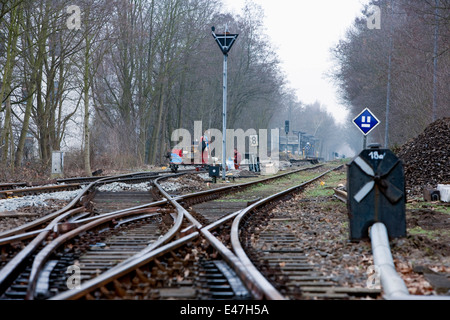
1;98;12;163
0;2;21;165
150;82;165;164
14;82;35;167
84;35;92;176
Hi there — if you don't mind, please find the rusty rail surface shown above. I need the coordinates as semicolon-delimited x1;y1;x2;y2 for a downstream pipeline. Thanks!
48;165;334;300
333;188;348;203
0;171;168;240
1;164;327;300
230;165;344;299
0;184;82;199
0;171;182;298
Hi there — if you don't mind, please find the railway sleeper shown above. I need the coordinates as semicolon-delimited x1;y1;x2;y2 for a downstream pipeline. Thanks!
198;260;251;300
1;265;32;300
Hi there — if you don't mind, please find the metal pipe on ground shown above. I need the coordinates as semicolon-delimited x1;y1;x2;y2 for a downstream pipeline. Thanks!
370;222;450;300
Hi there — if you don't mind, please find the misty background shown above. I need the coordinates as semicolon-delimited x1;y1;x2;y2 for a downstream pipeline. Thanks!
0;0;448;178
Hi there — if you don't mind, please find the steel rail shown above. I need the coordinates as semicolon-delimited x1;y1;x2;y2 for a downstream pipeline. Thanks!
73;199;168;224
0;184;91;239
151;165;324;227
166;164;325;210
25;173;191;299
0;182;28;191
200;216;265;300
231;165;343;300
50;211;254;300
39;164;449;301
50;231;200;300
11;165;324;299
49;165;326;300
0;183;81;199
0;171;179;298
0;171;170;239
0;228;50;246
153;174;202;229
109;175;191;266
50;193;256;300
25;207;162;299
0;206;85;296
0;200;169;248
154;173;268;299
0;168;191;193
124;166;334;299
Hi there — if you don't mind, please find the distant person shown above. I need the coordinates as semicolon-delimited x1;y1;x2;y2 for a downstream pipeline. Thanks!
167;148;182;172
234;148;241;169
200;135;209;165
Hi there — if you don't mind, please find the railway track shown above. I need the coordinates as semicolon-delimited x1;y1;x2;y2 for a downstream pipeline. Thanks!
0;163;330;300
0;170;182;297
0;183;82;199
237;194;381;299
0;171;167;200
4;162;443;301
45;165;349;300
230;166;383;300
0;171;171;238
0;175;111;195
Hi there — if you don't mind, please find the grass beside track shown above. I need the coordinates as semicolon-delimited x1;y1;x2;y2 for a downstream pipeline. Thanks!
216;160;346;202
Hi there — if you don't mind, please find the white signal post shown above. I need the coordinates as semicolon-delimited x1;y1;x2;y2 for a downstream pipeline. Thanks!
212;26;238;180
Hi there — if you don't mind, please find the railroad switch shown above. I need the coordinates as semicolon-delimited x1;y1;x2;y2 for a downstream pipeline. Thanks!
347;144;406;240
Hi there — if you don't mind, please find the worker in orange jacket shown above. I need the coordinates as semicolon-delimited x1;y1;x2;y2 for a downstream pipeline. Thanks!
234;148;241;169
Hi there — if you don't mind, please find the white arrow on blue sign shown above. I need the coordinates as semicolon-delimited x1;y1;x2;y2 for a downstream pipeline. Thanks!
353;108;380;135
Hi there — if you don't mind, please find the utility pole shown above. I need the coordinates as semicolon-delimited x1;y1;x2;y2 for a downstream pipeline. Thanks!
284;120;289;154
212;25;238;180
432;0;439;122
385;0;394;148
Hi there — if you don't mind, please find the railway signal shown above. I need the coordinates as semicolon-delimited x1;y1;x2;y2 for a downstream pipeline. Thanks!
347;144;406;240
353;108;380;149
283;121;290;153
284;120;289;135
353;108;380;136
212;26;238;55
212;25;238;180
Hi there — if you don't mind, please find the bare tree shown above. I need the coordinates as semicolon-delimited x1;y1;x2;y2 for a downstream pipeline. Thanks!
329;0;449;147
